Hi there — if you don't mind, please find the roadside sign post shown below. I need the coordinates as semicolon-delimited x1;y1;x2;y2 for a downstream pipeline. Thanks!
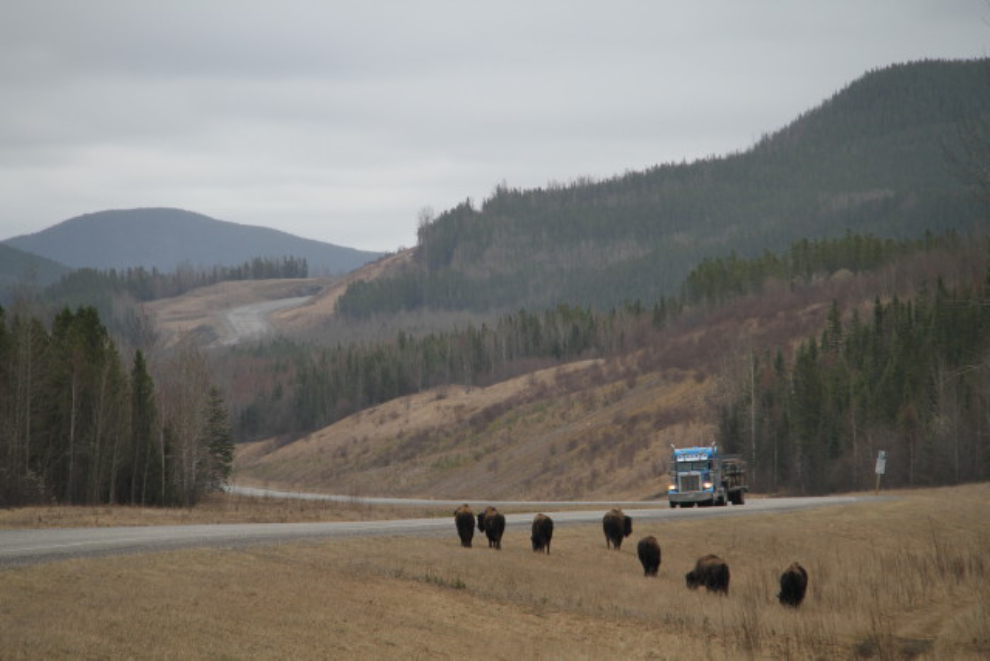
875;450;886;495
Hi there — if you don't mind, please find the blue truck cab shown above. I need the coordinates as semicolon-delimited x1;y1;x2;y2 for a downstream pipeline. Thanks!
668;445;747;508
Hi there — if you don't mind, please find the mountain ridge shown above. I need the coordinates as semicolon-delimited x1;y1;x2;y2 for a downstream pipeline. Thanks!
334;58;990;319
0;243;71;293
3;207;383;275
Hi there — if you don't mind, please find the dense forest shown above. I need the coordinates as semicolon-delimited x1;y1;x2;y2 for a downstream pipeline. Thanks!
44;255;308;306
682;230;962;306
716;265;990;494
335;59;989;318
0;305;234;507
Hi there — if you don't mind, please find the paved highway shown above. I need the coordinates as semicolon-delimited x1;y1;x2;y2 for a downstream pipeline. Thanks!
0;490;881;569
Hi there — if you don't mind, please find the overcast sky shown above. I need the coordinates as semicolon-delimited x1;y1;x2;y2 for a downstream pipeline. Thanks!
0;1;987;252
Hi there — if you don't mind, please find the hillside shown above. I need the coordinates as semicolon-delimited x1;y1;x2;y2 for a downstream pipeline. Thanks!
3;207;383;275
143;249;414;348
336;59;989;319
0;243;70;298
237;243;976;500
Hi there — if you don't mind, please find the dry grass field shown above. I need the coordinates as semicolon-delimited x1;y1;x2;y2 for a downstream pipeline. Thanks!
2;483;987;659
235;360;716;503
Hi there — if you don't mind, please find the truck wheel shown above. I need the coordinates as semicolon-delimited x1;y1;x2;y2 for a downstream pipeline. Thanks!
737;491;745;505
669;502;677;509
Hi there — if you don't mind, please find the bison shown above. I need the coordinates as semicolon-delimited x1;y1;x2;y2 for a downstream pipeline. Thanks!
685;554;730;595
453;504;474;548
531;513;554;554
477;506;506;550
637;536;662;577
778;562;808;608
602;508;633;550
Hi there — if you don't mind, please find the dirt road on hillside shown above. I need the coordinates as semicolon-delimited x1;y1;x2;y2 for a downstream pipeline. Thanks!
218;296;311;346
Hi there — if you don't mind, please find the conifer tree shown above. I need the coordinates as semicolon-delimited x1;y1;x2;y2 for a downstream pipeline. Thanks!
129;350;158;505
203;386;234;491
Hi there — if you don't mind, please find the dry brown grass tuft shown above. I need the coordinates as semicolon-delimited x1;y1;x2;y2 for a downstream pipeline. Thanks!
2;484;988;659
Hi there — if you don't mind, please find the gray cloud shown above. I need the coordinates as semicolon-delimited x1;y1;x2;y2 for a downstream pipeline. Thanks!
0;1;986;251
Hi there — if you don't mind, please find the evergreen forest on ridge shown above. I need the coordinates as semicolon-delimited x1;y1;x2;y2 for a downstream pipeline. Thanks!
336;60;989;317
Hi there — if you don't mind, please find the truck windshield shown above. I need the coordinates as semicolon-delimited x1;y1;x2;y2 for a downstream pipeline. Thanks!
675;461;709;472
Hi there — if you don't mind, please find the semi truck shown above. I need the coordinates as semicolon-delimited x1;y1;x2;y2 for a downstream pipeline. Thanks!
668;445;747;508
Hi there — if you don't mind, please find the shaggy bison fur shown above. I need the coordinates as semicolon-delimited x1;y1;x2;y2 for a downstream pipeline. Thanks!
531;513;554;554
477;506;506;550
637;536;662;577
685;554;730;595
778;562;808;608
602;508;633;550
453;504;474;548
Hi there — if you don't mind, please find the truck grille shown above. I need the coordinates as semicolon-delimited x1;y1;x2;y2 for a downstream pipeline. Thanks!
679;475;701;492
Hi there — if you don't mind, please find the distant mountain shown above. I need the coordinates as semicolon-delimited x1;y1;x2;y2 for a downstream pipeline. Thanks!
0;243;71;295
3;208;383;275
335;58;990;318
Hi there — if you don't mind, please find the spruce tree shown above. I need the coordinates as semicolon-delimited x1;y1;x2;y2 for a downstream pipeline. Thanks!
203;386;234;491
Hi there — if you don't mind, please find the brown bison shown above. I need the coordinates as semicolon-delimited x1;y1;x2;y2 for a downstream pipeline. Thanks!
531;513;554;554
453;504;474;548
778;562;808;608
637;536;661;577
602;508;633;550
685;554;730;595
477;506;506;550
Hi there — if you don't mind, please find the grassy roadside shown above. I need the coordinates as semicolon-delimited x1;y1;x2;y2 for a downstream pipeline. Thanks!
1;484;988;659
0;489;641;530
0;491;452;529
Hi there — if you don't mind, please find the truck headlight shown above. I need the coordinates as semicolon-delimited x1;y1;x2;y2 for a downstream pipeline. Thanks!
668;484;676;492
703;481;713;490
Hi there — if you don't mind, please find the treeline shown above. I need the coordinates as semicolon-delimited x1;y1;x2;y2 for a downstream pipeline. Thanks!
716;270;990;494
0;305;234;507
683;231;961;306
34;256;309;343
262;303;652;437
332;60;988;317
338;229;960;320
45;255;309;305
